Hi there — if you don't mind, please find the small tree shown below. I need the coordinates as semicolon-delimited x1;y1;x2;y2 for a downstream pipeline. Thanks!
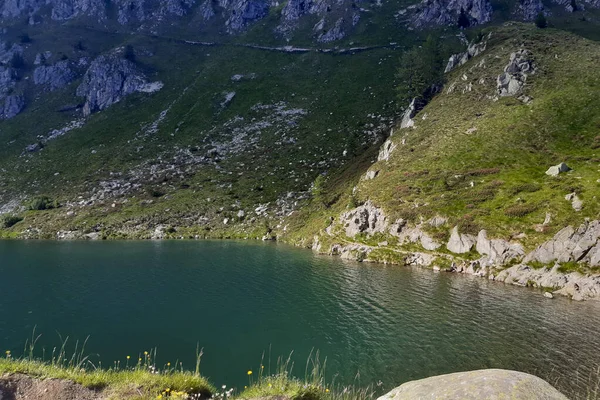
570;0;577;11
9;53;25;70
535;12;547;28
457;8;470;29
396;35;445;105
124;44;136;63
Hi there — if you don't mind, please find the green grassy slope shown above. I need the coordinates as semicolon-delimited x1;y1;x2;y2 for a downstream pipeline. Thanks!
0;22;417;238
283;23;600;255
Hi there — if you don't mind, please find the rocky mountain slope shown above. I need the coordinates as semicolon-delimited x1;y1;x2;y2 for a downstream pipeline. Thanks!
284;23;600;300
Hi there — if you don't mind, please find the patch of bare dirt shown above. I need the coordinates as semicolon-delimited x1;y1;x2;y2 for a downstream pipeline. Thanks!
0;373;102;400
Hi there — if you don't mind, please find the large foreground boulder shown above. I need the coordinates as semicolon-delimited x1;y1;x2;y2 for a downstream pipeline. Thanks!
377;369;567;400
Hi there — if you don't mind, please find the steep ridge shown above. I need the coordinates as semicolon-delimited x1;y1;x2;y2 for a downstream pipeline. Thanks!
284;24;600;300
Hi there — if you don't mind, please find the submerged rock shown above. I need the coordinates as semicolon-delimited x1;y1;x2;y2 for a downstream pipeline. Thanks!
377;369;568;400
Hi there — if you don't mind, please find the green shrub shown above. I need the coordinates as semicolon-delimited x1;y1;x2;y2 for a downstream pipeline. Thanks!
509;182;542;195
28;196;58;211
535;12;548;29
504;203;537;217
2;215;23;228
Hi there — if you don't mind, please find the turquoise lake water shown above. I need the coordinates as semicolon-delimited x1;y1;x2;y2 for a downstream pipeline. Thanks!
1;240;599;398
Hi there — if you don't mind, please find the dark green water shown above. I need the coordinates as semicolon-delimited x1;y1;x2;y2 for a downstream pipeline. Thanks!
1;240;600;398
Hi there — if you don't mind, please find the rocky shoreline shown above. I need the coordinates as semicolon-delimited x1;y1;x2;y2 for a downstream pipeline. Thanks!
312;201;600;301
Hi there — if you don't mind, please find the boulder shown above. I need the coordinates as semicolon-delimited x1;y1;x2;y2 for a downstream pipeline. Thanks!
565;192;583;211
33;60;76;91
340;201;388;237
476;230;524;265
545;162;571;176
447;226;476;254
377;369;568;400
364;170;379;180
524;220;600;265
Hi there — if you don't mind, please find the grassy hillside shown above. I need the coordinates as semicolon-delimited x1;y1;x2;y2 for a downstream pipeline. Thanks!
283;23;600;256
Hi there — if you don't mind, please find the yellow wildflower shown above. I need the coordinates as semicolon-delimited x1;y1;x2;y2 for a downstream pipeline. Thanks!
127;355;131;359
167;362;171;366
247;370;253;375
326;389;330;393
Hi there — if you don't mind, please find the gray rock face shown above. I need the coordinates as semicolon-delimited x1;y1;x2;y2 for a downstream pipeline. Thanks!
392;225;442;251
497;49;535;97
410;0;493;28
33;61;76;91
444;39;487;73
76;53;162;116
400;98;417;129
220;0;269;32
447;226;476;254
476;229;524;265
545;162;571;176
377;138;397;162
524;220;600;266
198;0;215;19
340;201;388;237
517;0;544;20
377;369;568;400
1;94;25;119
316;17;345;43
0;66;17;96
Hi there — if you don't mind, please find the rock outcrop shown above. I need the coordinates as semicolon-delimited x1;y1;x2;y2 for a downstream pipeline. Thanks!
0;66;17;96
410;0;493;28
1;94;25;119
476;229;524;265
444;38;487;73
76;53;163;116
524;220;600;266
517;0;545;20
315;17;345;43
33;60;77;91
497;49;535;97
446;226;476;254
377;138;397;162
394;225;442;251
377;369;567;400
340;201;388;237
